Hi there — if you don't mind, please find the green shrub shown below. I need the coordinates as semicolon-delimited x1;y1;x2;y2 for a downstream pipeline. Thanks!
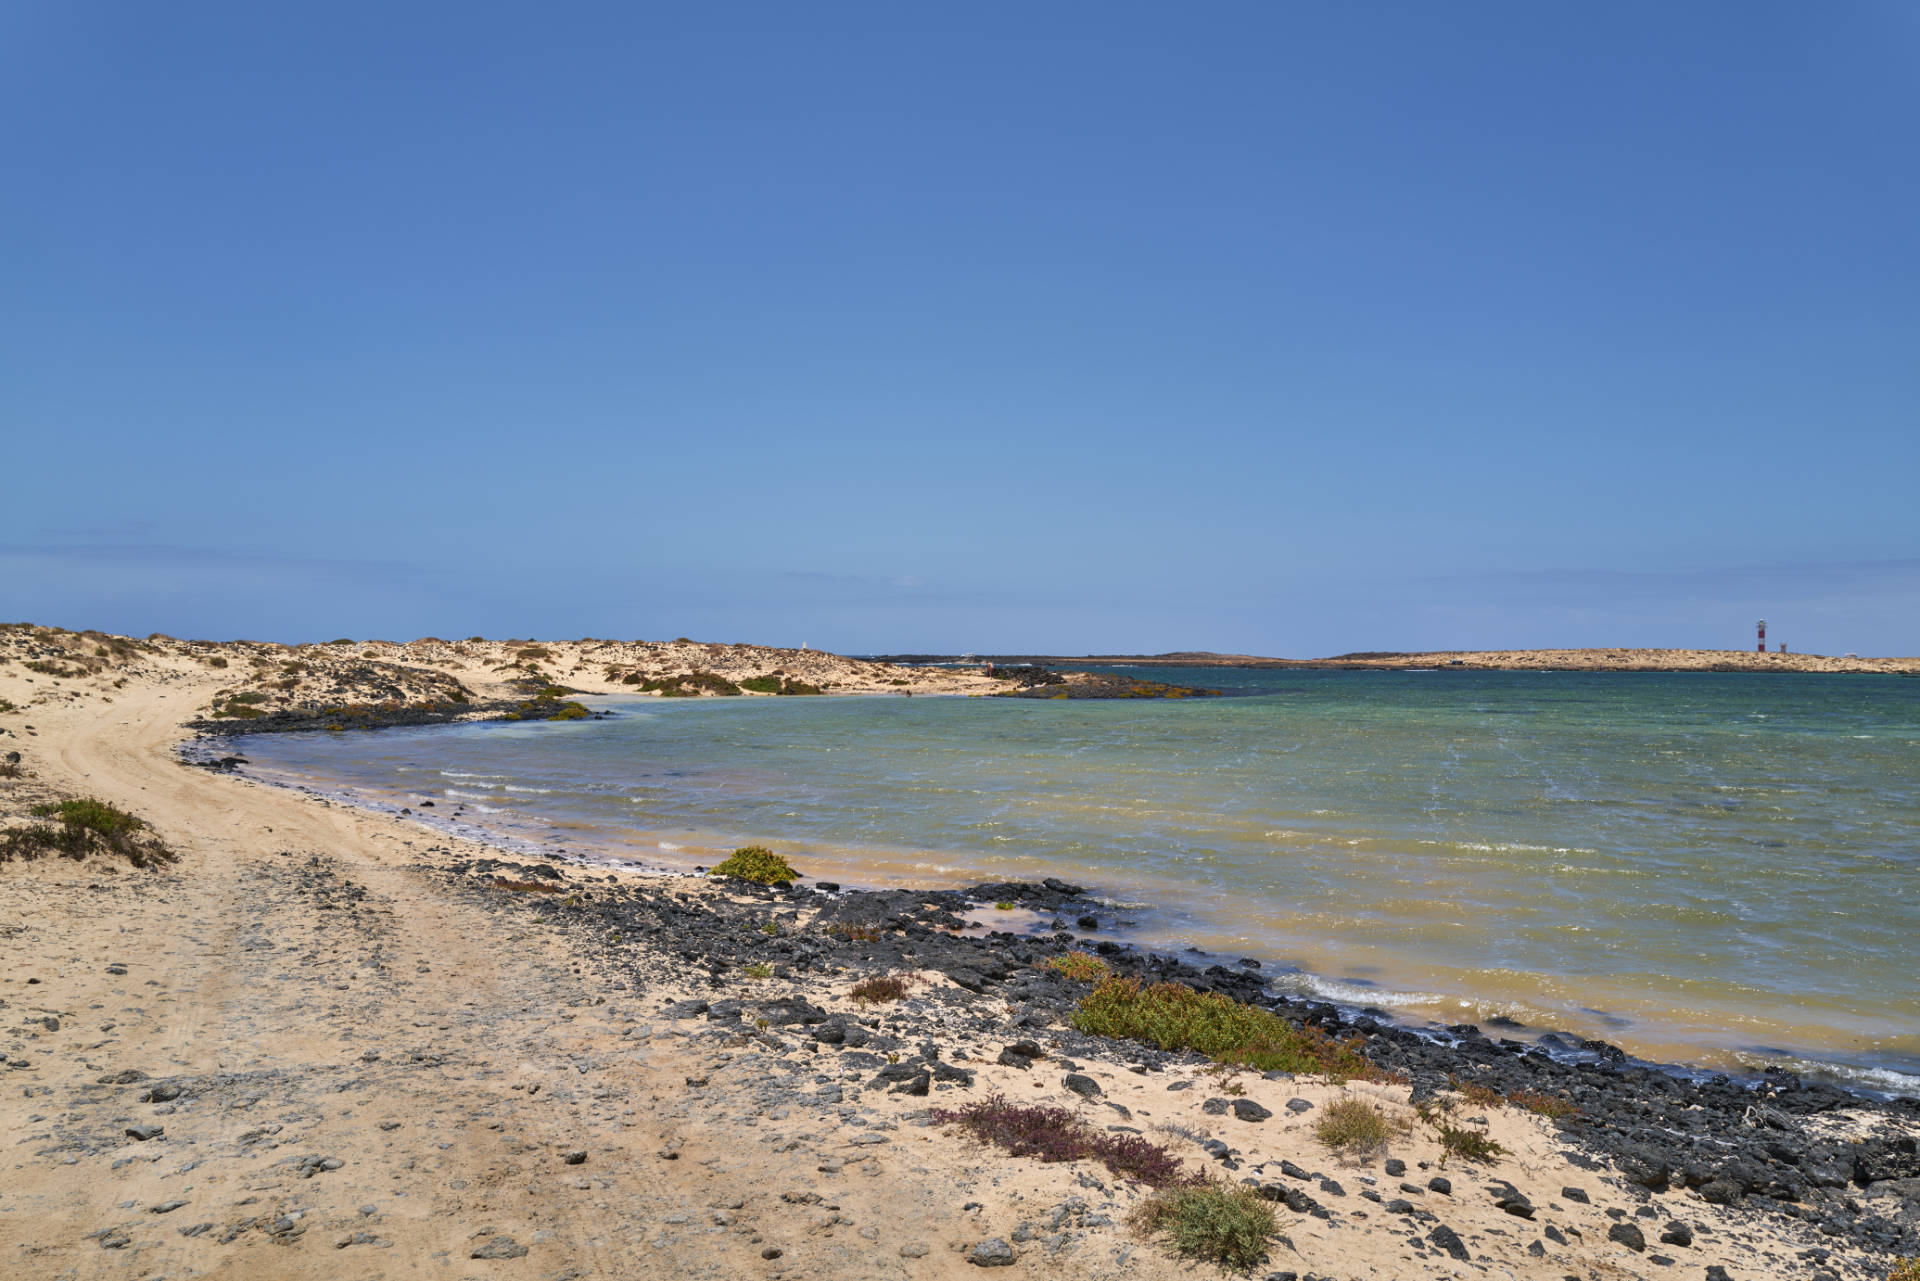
1045;951;1109;982
3;798;174;869
1131;1180;1278;1272
739;674;783;694
1313;1096;1396;1155
637;670;742;697
710;845;800;885
1436;1123;1506;1165
1072;977;1376;1079
742;962;773;979
1888;1260;1920;1281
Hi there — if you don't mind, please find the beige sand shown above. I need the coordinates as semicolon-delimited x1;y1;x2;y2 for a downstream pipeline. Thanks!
1;625;1909;1279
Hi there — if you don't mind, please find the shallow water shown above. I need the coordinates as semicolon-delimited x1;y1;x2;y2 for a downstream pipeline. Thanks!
235;669;1920;1090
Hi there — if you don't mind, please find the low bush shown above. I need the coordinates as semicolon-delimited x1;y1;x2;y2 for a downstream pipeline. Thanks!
710;845;800;885
491;877;564;894
1888;1259;1920;1281
637;670;742;697
851;974;912;1004
933;1094;1196;1189
1131;1180;1278;1272
827;921;882;943
1072;977;1376;1079
1045;951;1109;982
742;962;774;979
1436;1123;1507;1165
1506;1087;1580;1119
739;674;783;694
2;798;174;869
1313;1096;1397;1156
1450;1075;1504;1109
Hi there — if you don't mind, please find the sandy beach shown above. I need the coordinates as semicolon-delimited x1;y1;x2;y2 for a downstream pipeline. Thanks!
3;625;1917;1281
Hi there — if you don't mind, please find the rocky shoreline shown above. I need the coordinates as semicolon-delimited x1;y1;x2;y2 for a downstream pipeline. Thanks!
445;850;1920;1276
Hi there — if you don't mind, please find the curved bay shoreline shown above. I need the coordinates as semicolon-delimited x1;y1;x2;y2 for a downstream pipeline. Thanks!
5;623;1919;1279
202;728;1920;1275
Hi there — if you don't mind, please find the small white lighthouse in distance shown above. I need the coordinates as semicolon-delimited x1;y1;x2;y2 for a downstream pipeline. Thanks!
1757;619;1767;653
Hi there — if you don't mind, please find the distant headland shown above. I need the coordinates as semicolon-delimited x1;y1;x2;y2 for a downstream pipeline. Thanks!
875;648;1920;675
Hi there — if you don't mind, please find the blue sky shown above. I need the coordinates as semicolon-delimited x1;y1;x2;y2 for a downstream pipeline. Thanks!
4;3;1916;656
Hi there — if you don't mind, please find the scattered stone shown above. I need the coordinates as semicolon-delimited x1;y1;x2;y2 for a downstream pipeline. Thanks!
969;1238;1016;1267
1427;1176;1451;1195
1285;1098;1313;1114
471;1235;529;1259
1428;1224;1471;1261
1487;1182;1534;1219
997;1042;1043;1068
1659;1220;1693;1247
1232;1099;1272;1122
1063;1073;1101;1099
125;1125;164;1142
1561;1185;1590;1204
150;1200;189;1214
1606;1221;1646;1252
900;1242;930;1258
561;1151;587;1165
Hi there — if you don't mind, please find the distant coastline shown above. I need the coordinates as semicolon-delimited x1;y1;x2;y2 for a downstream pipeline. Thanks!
875;646;1920;675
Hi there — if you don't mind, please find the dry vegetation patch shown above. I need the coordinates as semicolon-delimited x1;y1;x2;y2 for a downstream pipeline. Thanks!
932;1094;1198;1189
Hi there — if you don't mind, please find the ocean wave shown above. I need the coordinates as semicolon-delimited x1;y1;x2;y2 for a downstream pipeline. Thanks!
1270;974;1447;1010
443;789;501;801
1730;1052;1920;1096
503;785;554;794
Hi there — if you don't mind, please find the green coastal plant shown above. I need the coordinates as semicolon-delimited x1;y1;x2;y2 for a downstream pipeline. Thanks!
1887;1259;1920;1281
1436;1123;1507;1165
710;845;800;885
1313;1096;1397;1155
743;962;774;980
1071;976;1377;1079
1044;951;1109;982
2;798;174;869
1131;1179;1277;1272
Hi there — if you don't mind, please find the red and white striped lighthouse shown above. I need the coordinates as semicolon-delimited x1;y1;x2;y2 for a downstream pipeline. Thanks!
1757;619;1767;653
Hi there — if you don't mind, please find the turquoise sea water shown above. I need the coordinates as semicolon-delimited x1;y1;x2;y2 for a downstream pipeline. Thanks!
235;669;1920;1090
